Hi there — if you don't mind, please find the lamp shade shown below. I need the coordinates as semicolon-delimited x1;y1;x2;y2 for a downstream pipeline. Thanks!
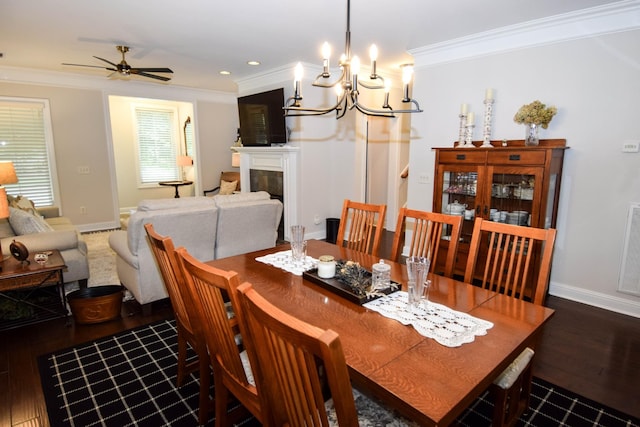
231;152;241;168
0;161;18;185
177;155;193;167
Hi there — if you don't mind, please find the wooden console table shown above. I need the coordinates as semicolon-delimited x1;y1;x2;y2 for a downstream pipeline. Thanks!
0;250;68;329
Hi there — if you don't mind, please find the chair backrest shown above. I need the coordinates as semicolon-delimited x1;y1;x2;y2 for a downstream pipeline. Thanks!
235;282;359;427
336;199;387;257
220;171;241;191
463;218;557;305
174;247;258;399
203;171;241;196
390;208;463;278
144;223;195;333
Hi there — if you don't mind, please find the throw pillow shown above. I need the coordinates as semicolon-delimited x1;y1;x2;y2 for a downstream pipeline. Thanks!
8;207;53;235
8;195;39;216
219;180;238;195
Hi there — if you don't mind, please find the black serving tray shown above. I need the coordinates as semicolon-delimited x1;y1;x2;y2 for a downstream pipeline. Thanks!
303;268;399;305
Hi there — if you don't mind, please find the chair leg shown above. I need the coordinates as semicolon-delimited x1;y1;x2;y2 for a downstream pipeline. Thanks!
197;350;212;425
176;330;187;387
214;377;230;427
490;361;534;427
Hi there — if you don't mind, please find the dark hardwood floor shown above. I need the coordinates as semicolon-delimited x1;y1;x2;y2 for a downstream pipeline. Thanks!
1;234;638;426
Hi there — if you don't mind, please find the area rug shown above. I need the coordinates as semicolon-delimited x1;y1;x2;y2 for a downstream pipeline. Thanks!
82;230;119;287
38;319;640;427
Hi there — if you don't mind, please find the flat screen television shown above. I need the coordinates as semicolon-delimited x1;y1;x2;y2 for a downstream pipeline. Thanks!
237;88;287;146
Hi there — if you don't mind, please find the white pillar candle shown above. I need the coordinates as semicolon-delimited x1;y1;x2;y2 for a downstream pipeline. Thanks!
460;103;468;114
467;112;475;125
485;88;494;100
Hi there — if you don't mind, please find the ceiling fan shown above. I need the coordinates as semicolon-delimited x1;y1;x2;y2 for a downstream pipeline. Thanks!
63;45;173;81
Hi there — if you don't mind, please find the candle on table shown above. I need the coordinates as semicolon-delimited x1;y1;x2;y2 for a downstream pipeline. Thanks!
467;112;475;125
460;103;468;115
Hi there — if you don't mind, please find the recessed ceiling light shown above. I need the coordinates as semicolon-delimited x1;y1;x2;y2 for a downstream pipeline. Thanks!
219;70;231;75
247;61;260;66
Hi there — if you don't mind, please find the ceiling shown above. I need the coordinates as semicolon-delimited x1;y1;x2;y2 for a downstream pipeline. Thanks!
1;0;620;92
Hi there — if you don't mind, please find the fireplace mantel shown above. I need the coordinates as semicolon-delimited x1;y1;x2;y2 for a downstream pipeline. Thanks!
234;146;300;241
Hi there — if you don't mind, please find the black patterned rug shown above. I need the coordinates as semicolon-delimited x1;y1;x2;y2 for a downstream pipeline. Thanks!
38;319;639;427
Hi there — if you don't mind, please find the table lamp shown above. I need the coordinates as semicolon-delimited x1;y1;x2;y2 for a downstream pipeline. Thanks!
0;161;18;261
176;155;193;181
231;152;240;168
0;161;18;218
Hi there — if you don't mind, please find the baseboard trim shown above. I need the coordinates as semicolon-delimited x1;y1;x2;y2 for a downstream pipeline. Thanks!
76;221;120;233
549;281;640;318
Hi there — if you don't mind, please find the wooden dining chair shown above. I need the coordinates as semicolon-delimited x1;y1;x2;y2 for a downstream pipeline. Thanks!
390;208;463;277
144;223;211;425
174;246;263;427
464;217;557;427
234;282;414;427
336;199;387;257
464;217;556;305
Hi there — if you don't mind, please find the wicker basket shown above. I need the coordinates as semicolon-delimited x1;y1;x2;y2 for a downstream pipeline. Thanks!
67;285;123;324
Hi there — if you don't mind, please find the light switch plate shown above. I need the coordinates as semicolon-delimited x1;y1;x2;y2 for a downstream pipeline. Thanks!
622;140;639;153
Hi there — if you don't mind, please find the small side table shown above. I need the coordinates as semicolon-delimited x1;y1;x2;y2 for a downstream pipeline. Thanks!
0;250;67;329
159;180;193;198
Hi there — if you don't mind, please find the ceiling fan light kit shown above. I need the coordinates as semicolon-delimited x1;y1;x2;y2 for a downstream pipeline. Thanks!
63;45;173;82
284;0;422;119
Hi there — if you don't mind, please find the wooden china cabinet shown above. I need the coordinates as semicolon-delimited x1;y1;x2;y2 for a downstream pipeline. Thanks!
432;139;568;281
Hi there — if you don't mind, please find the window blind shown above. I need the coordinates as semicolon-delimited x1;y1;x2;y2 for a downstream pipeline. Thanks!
135;108;180;184
0;100;55;206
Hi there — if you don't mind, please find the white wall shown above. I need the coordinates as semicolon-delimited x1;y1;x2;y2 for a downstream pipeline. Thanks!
409;29;640;316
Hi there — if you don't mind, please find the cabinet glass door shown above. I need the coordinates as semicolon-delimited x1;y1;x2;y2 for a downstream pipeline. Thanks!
486;166;543;228
437;165;483;243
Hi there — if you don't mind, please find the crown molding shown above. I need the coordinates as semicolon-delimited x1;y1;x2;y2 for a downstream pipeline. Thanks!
410;0;640;68
0;65;237;104
235;64;294;96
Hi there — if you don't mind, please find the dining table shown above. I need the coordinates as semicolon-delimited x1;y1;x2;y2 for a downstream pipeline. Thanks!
205;239;555;426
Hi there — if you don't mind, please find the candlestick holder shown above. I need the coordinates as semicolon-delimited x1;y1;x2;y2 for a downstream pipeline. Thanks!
465;124;475;148
457;114;467;148
481;98;494;148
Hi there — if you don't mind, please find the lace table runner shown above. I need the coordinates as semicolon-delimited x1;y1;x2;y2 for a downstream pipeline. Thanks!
255;250;318;276
364;292;493;347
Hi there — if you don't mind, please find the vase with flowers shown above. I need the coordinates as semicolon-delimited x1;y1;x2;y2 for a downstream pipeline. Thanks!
514;100;557;146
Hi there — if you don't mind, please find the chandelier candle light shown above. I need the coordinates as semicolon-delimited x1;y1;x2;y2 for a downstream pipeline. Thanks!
481;88;494;148
284;0;422;119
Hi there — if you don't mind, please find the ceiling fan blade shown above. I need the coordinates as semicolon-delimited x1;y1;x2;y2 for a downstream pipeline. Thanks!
131;70;172;81
93;56;118;68
62;63;117;72
132;67;173;73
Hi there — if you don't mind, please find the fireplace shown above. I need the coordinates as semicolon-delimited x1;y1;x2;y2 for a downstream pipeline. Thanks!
235;146;300;242
250;169;284;241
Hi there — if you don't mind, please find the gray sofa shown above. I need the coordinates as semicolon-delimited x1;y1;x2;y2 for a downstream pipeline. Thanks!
109;192;282;309
0;204;90;286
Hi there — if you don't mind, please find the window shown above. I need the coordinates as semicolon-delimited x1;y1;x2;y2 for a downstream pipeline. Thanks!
134;105;180;185
0;98;58;206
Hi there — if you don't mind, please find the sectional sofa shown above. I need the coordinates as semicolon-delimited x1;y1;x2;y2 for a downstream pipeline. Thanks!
108;192;283;310
0;197;89;287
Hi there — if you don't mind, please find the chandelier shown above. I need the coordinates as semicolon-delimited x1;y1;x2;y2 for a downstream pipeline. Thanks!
283;0;423;119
